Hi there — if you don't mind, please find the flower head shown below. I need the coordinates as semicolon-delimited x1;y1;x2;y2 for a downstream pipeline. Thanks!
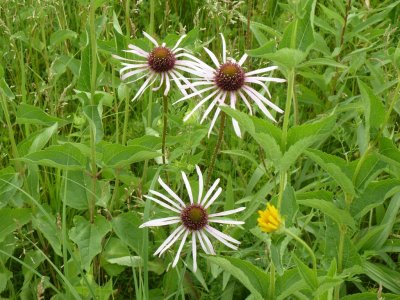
140;165;245;272
174;34;286;138
113;32;201;101
257;203;282;233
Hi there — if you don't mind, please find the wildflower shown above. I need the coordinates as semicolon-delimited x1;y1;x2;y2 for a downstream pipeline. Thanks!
257;203;282;233
174;34;286;137
140;165;245;272
113;32;201;101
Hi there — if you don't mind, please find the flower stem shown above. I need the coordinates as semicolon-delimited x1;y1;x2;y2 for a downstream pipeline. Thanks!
284;228;317;274
206;111;226;188
162;94;168;165
268;261;276;299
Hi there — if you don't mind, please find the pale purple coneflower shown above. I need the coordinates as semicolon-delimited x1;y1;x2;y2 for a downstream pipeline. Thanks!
113;31;202;100
140;165;245;272
174;34;286;138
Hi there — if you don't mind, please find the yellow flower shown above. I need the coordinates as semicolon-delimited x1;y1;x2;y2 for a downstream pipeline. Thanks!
257;203;282;233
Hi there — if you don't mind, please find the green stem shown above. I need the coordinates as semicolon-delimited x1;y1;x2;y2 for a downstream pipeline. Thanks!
335;225;346;300
284;228;317;273
162;94;168;165
206;111;226;188
122;92;130;145
125;0;131;38
0;92;21;172
278;69;295;210
88;0;98;224
268;261;276;299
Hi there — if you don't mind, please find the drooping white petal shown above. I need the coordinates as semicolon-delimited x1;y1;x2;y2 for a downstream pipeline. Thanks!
206;225;240;244
183;89;220;122
112;54;147;63
175;52;215;72
196;165;203;204
244;86;283;113
172;230;189;267
200;178;220;206
120;68;148;81
220;33;226;63
205;227;238;250
192;233;197;272
199;230;215;255
142;31;159;47
158;177;186;208
172;34;186;51
203;47;221;68
209;207;246;218
164;72;171;95
173;86;216;105
152;72;164;91
204;187;222;209
126;45;149;58
230;92;242;138
174;65;211;78
244;77;273;98
242;86;276;121
238;53;248;66
245;66;279;76
246;76;286;83
208;219;245;225
132;73;157;101
149;189;184;210
154;225;185;256
170;69;199;94
181;171;194;204
208;107;221;137
196;231;210;254
238;90;253;115
200;97;219;124
140;216;181;227
143;195;181;213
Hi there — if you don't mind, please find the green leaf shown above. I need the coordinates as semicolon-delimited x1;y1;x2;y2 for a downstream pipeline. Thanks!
112;212;144;255
50;29;78;47
342;292;400;300
0;167;22;209
298;199;355;229
32;209;62;256
262;48;307;70
0;208;31;243
16;103;67;126
17;123;59;156
83;104;104;143
280;185;298;227
205;255;268;300
358;79;385;130
293;254;318;291
19;143;86;170
69;215;111;271
305;149;355;196
378;137;400;168
351;179;400;219
362;261;400;294
299;58;347;68
63;170;89;210
221;150;259;167
102;144;160;168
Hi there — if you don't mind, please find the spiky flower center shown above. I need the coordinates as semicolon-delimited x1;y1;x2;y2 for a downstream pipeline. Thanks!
215;62;245;91
148;46;176;73
180;204;208;231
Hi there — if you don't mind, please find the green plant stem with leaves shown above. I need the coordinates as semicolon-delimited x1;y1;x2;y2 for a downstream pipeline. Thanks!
278;69;295;210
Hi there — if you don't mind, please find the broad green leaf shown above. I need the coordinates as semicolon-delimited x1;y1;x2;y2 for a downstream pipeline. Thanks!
247;40;276;57
305;149;355;196
276;269;309;299
83;104;104;143
342;292;400;300
378;137;400;168
63;170;88;210
280;185;298;227
298;199;355;229
102;144;160;168
0;167;22;209
17;123;58;156
16;103;67;126
358;79;385;131
349;153;386;189
280;14;315;54
299;58;347;68
69;215;111;271
351;179;400;219
0;208;31;243
293;254;318;291
262;48;307;70
19;143;86;170
362;261;400;294
205;255;268;300
112;212;144;255
287;114;335;147
32;209;62;256
50;29;78;47
221;150;259;166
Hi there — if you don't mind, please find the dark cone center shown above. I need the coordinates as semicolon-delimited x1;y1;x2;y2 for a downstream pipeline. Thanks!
148;46;176;73
215;62;245;91
180;204;208;231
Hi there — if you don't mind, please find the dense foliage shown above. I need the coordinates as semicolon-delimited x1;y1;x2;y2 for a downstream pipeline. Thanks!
0;0;400;299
